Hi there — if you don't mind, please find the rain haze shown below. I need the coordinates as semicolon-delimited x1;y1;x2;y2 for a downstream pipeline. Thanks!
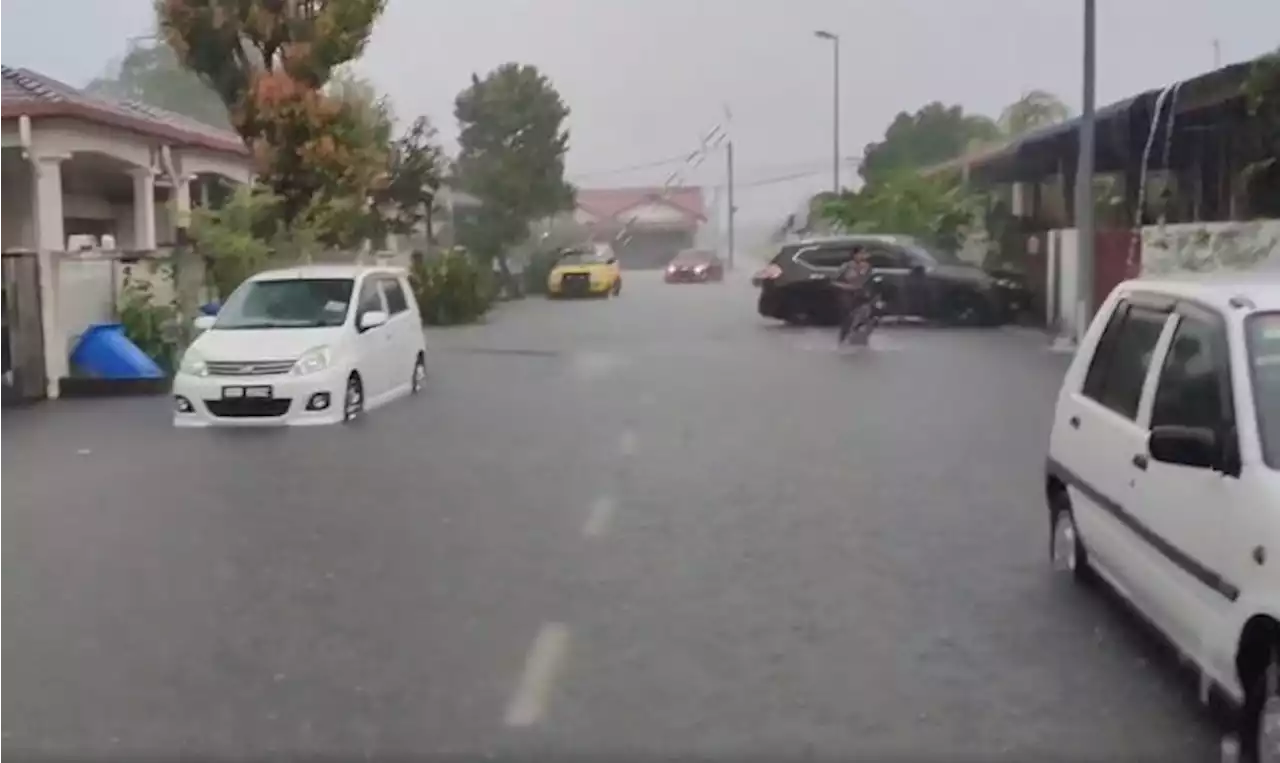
3;0;1277;225
4;1;1280;761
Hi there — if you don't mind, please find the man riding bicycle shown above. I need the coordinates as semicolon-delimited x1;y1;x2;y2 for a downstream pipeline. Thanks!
831;247;878;344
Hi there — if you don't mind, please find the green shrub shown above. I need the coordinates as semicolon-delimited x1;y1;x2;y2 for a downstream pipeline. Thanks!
116;267;181;374
409;247;494;325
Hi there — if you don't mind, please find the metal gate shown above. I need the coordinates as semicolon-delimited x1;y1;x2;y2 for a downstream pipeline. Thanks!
2;250;46;404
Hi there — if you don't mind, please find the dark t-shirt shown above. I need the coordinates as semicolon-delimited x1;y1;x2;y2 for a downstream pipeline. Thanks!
834;262;871;290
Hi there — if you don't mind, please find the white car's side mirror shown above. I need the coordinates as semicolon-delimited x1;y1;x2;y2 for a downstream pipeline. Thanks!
192;314;216;332
358;310;389;331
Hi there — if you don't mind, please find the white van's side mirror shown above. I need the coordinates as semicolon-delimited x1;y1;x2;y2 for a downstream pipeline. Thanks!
193;314;216;332
358;310;388;331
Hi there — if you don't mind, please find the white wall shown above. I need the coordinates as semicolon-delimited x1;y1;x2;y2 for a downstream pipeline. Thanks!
1140;220;1280;275
1046;228;1080;337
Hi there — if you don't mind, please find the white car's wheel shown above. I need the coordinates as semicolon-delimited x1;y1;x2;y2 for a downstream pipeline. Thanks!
342;373;363;423
1050;500;1091;583
411;354;426;394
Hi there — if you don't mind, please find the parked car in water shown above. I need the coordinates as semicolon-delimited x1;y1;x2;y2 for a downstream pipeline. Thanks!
547;243;623;298
1044;274;1280;762
753;234;1019;326
173;265;427;427
665;249;725;283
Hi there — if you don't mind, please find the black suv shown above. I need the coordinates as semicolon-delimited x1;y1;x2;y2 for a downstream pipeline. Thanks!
753;234;1014;326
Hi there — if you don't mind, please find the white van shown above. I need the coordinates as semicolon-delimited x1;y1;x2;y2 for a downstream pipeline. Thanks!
172;265;427;427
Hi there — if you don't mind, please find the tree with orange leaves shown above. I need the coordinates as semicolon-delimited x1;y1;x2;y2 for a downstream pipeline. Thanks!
157;0;388;242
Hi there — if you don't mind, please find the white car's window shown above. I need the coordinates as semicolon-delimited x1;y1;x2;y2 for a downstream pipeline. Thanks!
214;278;354;330
1150;313;1232;432
355;277;386;319
1081;301;1169;421
1247;311;1280;470
380;277;409;315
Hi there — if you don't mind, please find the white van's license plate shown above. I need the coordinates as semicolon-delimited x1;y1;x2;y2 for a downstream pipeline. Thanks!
222;385;273;399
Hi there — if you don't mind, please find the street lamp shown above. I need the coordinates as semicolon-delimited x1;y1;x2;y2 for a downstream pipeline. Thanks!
1073;0;1096;342
814;30;840;194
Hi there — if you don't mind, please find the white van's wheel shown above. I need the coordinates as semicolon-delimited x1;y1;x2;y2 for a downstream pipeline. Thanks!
411;354;426;394
342;373;364;422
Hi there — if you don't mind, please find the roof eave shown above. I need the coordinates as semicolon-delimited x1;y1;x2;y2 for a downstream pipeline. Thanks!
1;99;249;158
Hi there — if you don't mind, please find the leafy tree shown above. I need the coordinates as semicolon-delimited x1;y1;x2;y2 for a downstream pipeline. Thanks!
157;0;388;237
858;102;1000;185
452;63;576;272
999;89;1071;137
326;66;394;145
371;116;447;246
821;170;984;253
87;40;231;128
189;184;320;298
1242;47;1280;218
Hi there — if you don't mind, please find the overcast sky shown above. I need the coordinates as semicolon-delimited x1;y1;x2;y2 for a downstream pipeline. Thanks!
3;0;1277;225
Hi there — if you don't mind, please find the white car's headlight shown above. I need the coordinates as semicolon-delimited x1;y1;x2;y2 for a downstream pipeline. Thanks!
178;350;208;377
291;346;332;376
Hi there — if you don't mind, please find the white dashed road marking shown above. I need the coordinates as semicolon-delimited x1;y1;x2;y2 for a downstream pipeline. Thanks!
582;495;616;537
504;622;571;727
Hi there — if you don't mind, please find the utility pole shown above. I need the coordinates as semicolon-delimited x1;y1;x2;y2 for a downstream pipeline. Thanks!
1073;0;1097;342
726;139;736;270
814;30;841;194
1213;38;1222;68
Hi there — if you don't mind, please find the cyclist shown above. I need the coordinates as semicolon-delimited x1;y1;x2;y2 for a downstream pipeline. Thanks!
832;247;877;344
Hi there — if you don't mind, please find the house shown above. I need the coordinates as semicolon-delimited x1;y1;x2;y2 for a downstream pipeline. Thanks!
916;56;1278;339
1;65;253;400
574;186;706;269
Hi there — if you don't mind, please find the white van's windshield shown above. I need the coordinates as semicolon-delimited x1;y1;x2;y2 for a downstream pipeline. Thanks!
215;278;355;330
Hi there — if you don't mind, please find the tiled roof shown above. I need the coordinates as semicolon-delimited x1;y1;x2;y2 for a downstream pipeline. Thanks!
1;65;247;156
577;186;706;222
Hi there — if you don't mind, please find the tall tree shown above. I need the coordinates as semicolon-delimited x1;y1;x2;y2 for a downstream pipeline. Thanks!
453;63;575;269
999;89;1072;137
157;0;388;237
87;40;231;128
371;116;448;247
326;66;394;145
858;102;1000;185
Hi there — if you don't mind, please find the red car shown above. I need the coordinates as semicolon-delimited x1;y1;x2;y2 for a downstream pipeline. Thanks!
664;249;724;283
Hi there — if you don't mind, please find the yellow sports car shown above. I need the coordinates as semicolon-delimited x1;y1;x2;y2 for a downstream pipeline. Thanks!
547;244;623;299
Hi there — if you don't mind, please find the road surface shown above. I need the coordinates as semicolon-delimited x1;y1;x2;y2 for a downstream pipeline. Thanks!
3;271;1224;761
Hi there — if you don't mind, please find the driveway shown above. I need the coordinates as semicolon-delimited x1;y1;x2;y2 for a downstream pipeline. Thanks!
3;272;1222;761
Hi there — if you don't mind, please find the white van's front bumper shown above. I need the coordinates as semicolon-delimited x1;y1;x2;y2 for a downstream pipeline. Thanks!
171;368;348;427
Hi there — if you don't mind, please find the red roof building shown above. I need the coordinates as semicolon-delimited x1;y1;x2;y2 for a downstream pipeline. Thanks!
573;186;707;269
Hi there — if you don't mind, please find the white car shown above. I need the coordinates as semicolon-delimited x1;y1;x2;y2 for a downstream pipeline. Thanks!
1045;274;1279;759
173;265;427;427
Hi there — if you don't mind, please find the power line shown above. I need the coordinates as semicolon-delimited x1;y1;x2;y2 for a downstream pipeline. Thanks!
574;152;856;184
569;152;694;180
734;167;833;190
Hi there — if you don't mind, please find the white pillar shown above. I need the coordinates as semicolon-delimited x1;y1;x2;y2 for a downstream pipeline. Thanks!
33;153;68;398
172;175;192;234
131;167;157;252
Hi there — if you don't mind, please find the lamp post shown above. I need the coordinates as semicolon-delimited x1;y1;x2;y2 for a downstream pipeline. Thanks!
814;30;841;194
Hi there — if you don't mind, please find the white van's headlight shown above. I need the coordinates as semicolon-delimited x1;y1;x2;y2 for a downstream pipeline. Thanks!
178;350;208;377
292;346;332;376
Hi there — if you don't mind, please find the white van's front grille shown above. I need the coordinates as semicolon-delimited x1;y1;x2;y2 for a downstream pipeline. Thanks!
205;359;296;377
